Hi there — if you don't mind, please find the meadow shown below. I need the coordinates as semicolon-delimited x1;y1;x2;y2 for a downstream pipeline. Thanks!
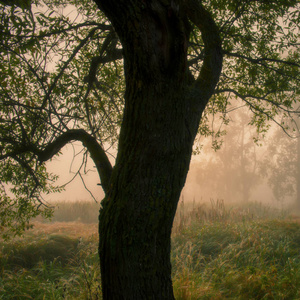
1;199;300;299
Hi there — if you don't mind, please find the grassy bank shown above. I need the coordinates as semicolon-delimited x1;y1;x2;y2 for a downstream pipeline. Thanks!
1;200;300;299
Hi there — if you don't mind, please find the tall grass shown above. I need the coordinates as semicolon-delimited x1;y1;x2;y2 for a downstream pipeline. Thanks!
1;200;300;299
0;223;100;299
172;220;300;299
172;200;300;299
172;198;288;234
37;200;100;224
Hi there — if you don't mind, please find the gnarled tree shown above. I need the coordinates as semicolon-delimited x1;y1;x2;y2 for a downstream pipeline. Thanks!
0;0;299;298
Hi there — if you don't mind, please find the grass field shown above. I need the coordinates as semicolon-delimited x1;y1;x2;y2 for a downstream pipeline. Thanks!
1;200;300;299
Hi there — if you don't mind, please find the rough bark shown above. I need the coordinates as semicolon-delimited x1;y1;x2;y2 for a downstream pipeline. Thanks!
93;0;222;298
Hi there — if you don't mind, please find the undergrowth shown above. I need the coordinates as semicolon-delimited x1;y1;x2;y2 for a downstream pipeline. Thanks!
0;223;100;299
1;200;300;299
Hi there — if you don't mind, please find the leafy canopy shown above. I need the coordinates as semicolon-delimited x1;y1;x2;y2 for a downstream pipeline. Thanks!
0;0;299;237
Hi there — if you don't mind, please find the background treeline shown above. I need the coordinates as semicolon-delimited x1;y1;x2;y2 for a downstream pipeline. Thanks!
183;107;300;208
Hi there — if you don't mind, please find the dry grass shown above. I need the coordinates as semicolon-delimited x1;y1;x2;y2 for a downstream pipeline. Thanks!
172;198;287;235
28;221;98;239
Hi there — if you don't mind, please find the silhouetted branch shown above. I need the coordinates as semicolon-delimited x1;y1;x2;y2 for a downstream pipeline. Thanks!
38;129;113;194
185;0;223;103
223;50;300;69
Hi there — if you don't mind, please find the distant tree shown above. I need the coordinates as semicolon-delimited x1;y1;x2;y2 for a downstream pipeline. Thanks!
0;0;299;298
262;121;299;206
189;108;263;202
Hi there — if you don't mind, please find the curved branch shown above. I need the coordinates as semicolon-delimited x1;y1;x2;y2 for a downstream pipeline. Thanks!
185;0;223;102
38;129;113;194
0;129;113;195
84;28;122;86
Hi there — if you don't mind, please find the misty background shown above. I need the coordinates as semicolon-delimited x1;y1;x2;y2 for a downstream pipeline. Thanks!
45;106;299;211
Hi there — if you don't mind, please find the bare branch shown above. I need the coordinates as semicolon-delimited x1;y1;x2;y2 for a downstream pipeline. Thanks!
215;88;297;114
223;50;300;70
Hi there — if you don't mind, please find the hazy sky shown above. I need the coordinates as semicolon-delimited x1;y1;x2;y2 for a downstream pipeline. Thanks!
44;142;198;204
45;143;105;203
43;139;286;208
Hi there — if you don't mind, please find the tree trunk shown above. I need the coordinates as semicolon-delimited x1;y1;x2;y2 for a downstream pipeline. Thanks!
98;62;199;300
93;0;222;298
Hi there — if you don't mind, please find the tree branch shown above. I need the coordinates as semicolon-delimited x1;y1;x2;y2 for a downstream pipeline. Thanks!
40;27;99;111
215;88;298;138
223;50;300;71
3;21;111;40
38;129;113;194
0;129;113;195
215;88;297;114
185;0;223;103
